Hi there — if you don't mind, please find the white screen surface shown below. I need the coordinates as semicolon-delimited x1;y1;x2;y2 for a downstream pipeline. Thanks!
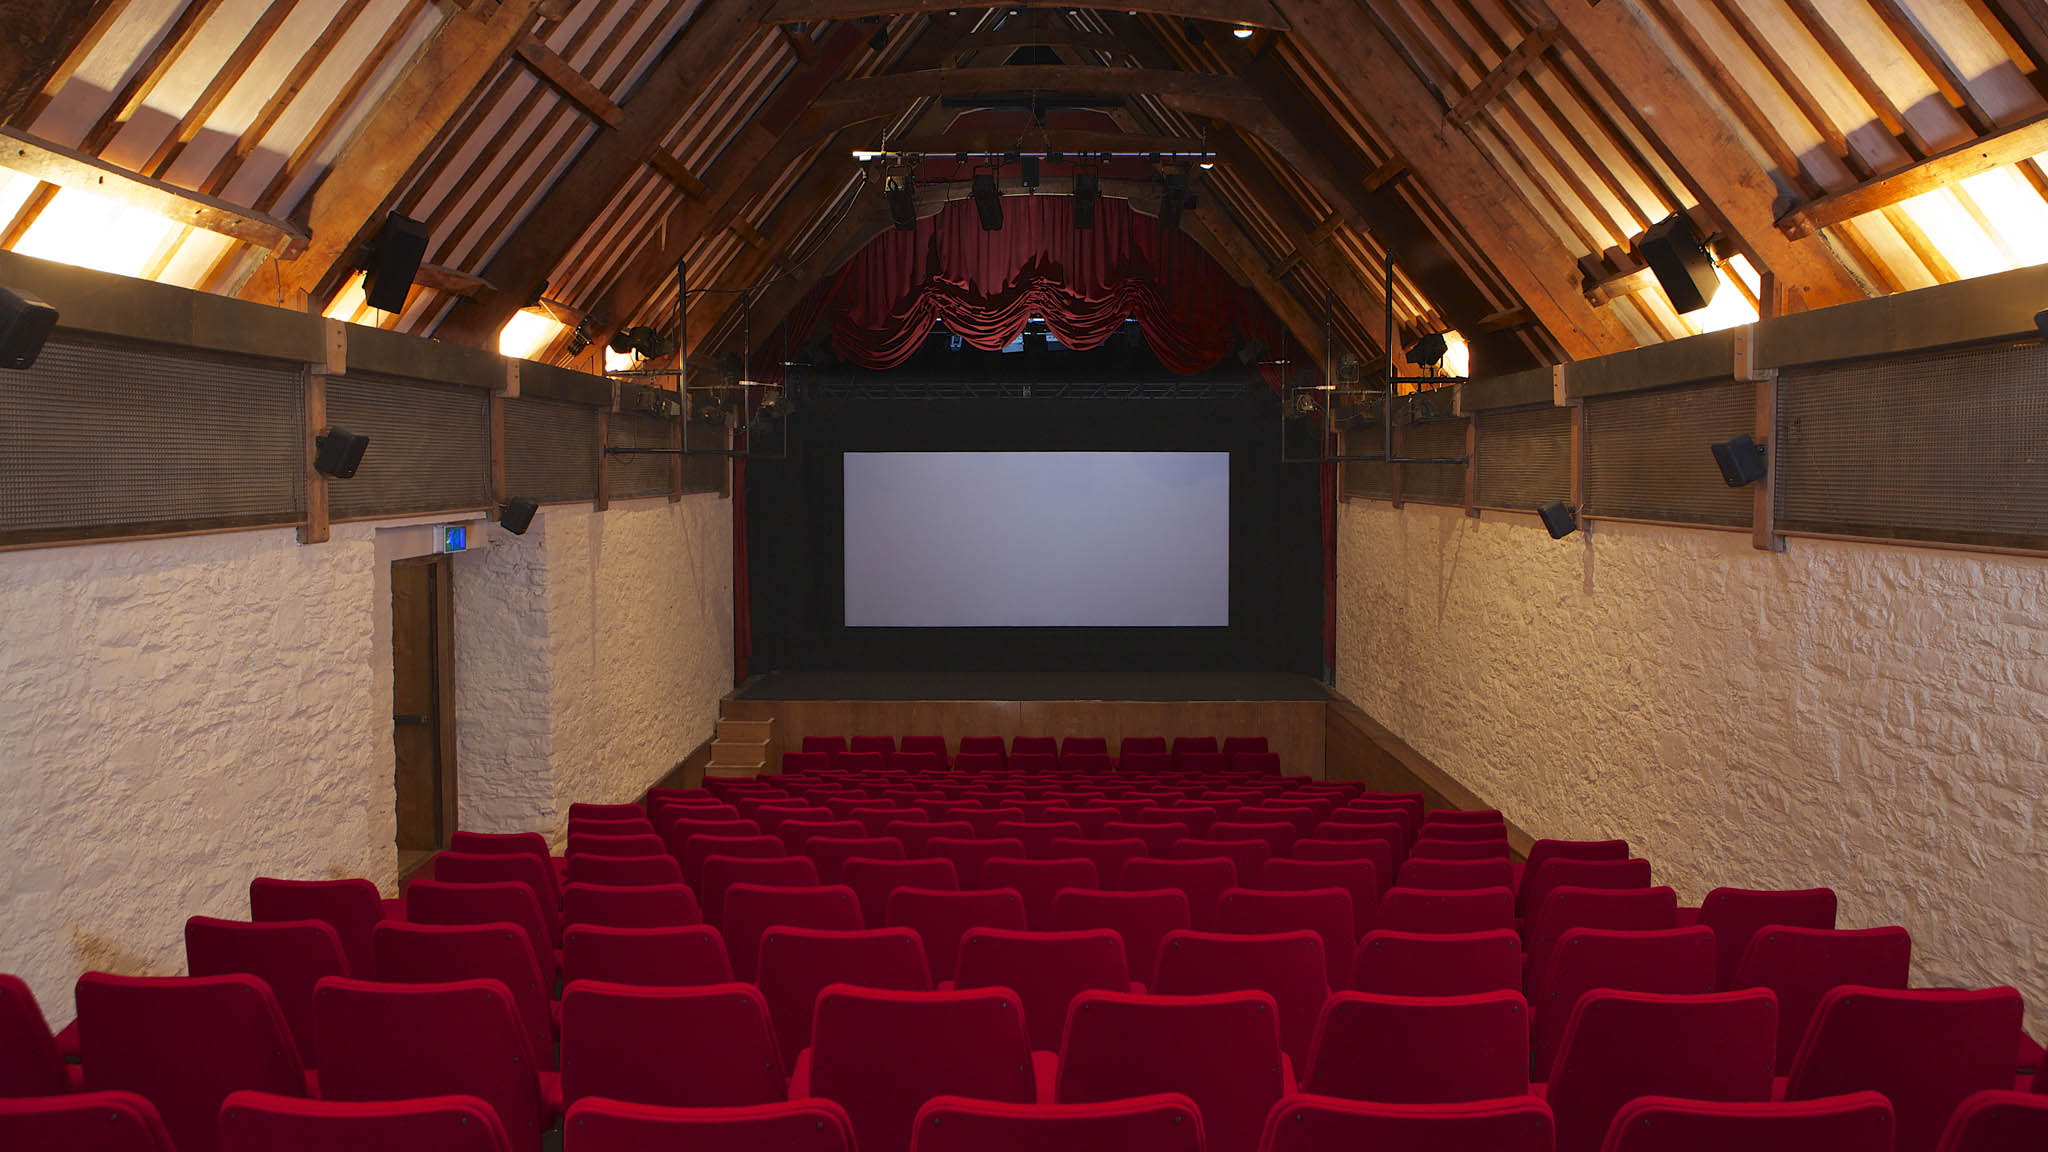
844;451;1230;627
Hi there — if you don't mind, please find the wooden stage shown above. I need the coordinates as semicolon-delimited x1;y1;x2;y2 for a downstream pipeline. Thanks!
723;672;1332;778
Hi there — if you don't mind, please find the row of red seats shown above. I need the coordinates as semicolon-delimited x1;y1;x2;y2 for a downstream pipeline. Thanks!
5;973;2042;1152
795;734;1271;767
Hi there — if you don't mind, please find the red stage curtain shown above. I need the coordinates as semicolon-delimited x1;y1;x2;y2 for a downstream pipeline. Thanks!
822;197;1286;375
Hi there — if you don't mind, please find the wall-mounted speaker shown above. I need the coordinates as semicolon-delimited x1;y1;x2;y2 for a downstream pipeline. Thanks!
0;286;58;371
2036;309;2047;341
362;211;430;313
1711;433;1768;487
1538;500;1579;539
500;498;538;535
1637;213;1718;315
314;426;370;478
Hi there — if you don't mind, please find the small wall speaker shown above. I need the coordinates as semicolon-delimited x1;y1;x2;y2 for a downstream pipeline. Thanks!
1712;433;1768;487
2036;309;2047;341
1637;213;1719;315
362;211;430;313
1538;500;1578;539
314;426;370;478
0;286;58;370
500;498;538;536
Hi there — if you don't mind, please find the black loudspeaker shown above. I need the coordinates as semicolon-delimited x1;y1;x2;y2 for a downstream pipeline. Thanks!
1637;213;1718;315
972;173;1003;231
0;286;58;371
1538;500;1578;539
362;211;430;312
500;498;538;536
1712;433;1768;487
2036;309;2047;341
1072;170;1099;230
314;426;370;478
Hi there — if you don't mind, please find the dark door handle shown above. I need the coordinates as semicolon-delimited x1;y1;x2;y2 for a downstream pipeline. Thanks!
393;714;431;726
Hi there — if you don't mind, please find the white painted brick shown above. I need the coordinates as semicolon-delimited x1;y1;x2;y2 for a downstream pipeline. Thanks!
1337;500;2048;1036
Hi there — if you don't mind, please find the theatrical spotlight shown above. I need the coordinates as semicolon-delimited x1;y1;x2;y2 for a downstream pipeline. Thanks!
0;286;58;370
314;426;370;479
884;170;916;231
1538;500;1579;540
499;498;538;536
565;317;592;355
1158;171;1189;232
973;171;1004;231
1405;331;1450;369
1073;168;1099;230
608;325;677;359
1711;433;1768;487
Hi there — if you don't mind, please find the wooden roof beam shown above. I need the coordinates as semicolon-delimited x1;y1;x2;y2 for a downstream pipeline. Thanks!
764;0;1290;31
431;0;783;345
808;66;1271;123
1185;201;1328;368
1263;0;1633;360
0;126;307;255
236;0;549;309
1541;0;1866;312
514;33;626;126
950;26;1126;59
1777;109;2048;240
870;128;1212;156
1;0;124;125
1446;23;1558;128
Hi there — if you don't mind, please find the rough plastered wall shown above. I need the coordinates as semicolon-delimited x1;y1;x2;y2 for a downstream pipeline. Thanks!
1336;499;2048;1036
545;495;732;821
0;526;392;1024
454;495;732;840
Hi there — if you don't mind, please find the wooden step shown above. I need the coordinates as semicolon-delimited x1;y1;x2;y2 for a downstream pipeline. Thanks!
708;738;770;767
705;764;766;780
716;717;773;743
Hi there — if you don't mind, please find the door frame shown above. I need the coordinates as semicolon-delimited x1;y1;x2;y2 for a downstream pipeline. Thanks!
393;552;459;849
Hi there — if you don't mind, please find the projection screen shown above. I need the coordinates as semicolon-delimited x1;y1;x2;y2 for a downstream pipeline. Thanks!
844;451;1230;627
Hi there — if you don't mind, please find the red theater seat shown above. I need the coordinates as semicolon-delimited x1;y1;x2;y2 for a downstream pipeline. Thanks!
1051;889;1192;987
566;854;683;888
1215;889;1356;990
1122;856;1238;930
1936;1090;2048;1152
561;1099;855;1152
1057;991;1288;1152
757;927;933;1064
249;877;391;978
806;835;907;883
677;833;783;890
1696;887;1838;989
560;980;785;1108
1304;990;1529;1104
76;974;307;1152
721;884;864;982
0;974;70;1097
184;917;348;1068
1256;1096;1555;1152
799;987;1038;1152
1729;925;1912;1074
1529;927;1716;1079
0;1092;177;1152
1372;887;1516;936
373;921;555;1069
1518;857;1653;922
844;857;961;927
1350;930;1521;998
562;883;702;929
219;1092;514;1152
698;856;820;925
1599;1092;1895;1152
887;888;1028;982
561;924;731;987
985;857;1099;930
1545;989;1777;1152
954;928;1135;1052
910;1093;1205;1152
1155;930;1327;1069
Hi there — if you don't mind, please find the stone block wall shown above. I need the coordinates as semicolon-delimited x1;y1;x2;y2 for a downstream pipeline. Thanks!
1336;499;2048;1035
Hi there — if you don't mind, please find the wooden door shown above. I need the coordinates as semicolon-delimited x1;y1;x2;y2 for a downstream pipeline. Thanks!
392;554;457;852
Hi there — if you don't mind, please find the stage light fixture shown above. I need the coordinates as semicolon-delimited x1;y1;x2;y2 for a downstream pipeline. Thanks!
607;325;677;360
884;172;916;231
973;172;1004;231
1232;24;1254;38
1405;331;1449;368
1158;171;1188;232
0;286;58;371
565;317;592;355
499;498;538;536
1538;500;1579;540
1073;169;1099;229
1711;433;1768;487
314;426;370;479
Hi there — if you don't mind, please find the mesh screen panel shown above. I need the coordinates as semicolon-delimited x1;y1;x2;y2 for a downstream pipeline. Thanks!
504;396;597;503
1777;340;2048;548
1400;417;1468;505
326;373;490;520
1584;379;1752;527
608;413;677;499
1477;404;1571;510
1342;425;1393;499
0;335;304;544
682;420;727;495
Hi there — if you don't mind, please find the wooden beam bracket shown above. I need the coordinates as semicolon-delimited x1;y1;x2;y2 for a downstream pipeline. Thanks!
1446;24;1559;128
515;33;627;126
1777;109;2048;239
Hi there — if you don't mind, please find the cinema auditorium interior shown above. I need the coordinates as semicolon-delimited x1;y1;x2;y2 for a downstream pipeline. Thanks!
0;0;2046;1149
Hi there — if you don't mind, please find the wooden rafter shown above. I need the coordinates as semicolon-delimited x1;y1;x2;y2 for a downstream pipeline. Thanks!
1262;0;1632;360
0;127;307;255
1778;110;2048;241
143;0;304;178
235;0;549;309
950;26;1126;59
872;128;1212;156
1446;23;1558;128
514;33;626;127
763;0;1291;32
1543;0;1867;313
1186;201;1329;367
431;0;781;346
806;66;1273;125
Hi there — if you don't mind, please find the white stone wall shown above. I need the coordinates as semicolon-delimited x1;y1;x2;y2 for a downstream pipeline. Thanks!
544;496;733;823
1336;499;2048;1035
452;495;733;843
0;527;391;1023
